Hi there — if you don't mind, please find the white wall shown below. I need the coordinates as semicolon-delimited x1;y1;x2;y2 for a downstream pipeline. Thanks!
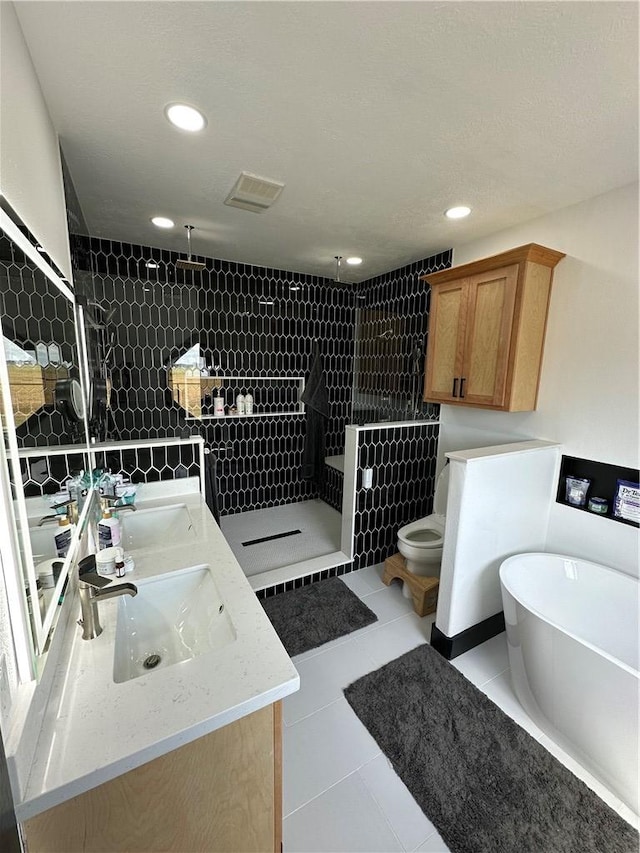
0;1;72;733
0;2;72;280
439;183;639;578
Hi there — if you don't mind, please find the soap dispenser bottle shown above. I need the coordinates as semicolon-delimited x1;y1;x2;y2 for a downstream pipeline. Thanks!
54;515;73;558
244;392;253;415
98;509;121;550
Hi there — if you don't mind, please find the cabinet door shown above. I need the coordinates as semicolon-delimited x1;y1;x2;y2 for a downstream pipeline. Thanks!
459;265;518;407
423;279;468;402
24;704;281;853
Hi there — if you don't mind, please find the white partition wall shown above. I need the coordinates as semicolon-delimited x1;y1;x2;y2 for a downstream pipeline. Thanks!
436;440;561;640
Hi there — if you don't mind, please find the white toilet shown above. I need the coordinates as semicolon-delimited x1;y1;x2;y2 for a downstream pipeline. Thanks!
397;463;449;580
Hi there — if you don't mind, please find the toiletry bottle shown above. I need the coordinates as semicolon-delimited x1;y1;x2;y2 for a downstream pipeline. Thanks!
98;509;121;550
54;515;73;558
115;548;126;578
213;392;225;418
37;560;55;589
236;393;245;415
73;469;89;513
244;392;253;415
98;469;115;498
66;471;80;504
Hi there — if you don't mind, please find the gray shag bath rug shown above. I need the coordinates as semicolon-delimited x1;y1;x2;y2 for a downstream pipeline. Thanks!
261;577;377;657
344;643;638;853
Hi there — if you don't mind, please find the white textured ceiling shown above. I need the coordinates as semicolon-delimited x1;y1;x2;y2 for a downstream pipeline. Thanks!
15;1;639;282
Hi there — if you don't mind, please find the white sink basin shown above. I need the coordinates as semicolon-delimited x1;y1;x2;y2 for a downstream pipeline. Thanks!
113;565;236;683
27;525;61;561
120;504;196;551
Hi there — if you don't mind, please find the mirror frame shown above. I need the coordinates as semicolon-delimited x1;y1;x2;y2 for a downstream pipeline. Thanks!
0;204;92;660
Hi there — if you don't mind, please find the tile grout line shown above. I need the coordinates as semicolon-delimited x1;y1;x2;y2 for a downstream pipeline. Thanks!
282;755;384;821
468;663;511;688
355;756;440;853
283;694;344;728
284;642;383;727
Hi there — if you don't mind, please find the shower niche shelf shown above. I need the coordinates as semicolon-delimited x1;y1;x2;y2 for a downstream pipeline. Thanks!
169;371;305;420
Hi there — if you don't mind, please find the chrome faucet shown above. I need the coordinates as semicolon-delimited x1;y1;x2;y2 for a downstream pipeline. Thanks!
100;495;137;513
78;569;137;640
38;514;62;526
38;498;78;526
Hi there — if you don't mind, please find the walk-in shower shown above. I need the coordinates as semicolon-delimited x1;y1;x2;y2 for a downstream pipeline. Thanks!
72;232;447;592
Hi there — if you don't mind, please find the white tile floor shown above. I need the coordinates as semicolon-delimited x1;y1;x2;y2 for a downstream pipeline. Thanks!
282;564;638;852
221;500;342;577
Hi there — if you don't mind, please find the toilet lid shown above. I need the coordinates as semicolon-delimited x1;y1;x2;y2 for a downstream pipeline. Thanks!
433;465;450;516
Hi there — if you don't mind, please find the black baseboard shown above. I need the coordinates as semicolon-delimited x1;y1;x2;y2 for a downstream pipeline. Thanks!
430;612;505;660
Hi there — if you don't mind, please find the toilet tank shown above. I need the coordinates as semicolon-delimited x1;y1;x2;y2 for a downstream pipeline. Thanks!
433;464;450;516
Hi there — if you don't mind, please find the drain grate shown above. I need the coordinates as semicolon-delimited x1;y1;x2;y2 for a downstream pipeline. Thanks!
143;653;161;669
242;529;301;547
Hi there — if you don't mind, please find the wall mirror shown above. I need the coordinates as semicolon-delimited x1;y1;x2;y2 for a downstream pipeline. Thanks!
0;201;91;659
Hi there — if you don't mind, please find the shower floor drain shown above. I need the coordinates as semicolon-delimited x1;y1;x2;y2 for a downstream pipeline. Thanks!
143;653;161;669
242;528;301;547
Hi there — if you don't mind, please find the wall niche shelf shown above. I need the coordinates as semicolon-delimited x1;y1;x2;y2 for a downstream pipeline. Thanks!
186;411;305;422
168;371;305;420
556;454;639;528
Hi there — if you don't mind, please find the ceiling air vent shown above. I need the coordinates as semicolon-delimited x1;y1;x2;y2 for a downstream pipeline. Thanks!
224;171;285;213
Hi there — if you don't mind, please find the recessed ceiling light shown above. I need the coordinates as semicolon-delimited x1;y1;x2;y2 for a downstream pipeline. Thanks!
346;257;362;266
165;103;207;132
151;216;174;229
146;261;159;269
445;206;471;220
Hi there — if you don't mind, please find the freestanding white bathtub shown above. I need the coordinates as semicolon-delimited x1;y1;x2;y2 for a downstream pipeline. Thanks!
499;552;639;813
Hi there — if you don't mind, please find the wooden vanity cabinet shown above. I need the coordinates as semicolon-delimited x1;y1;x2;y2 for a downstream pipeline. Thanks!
23;702;282;853
422;243;565;411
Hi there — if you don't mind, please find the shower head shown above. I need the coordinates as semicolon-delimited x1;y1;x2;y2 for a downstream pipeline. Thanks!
376;329;395;340
85;301;117;327
176;225;206;272
376;319;397;340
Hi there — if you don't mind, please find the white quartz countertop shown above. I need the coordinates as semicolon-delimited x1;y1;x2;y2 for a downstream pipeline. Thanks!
16;483;299;821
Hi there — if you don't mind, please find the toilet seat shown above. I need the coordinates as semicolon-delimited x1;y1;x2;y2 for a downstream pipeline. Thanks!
396;465;450;580
398;514;445;549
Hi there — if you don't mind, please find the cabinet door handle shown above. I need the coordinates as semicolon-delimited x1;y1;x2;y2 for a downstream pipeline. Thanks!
452;378;458;397
460;377;466;398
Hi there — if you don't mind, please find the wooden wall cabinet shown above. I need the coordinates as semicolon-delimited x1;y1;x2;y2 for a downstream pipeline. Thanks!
3;364;71;427
4;364;45;427
23;702;282;853
422;244;565;411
